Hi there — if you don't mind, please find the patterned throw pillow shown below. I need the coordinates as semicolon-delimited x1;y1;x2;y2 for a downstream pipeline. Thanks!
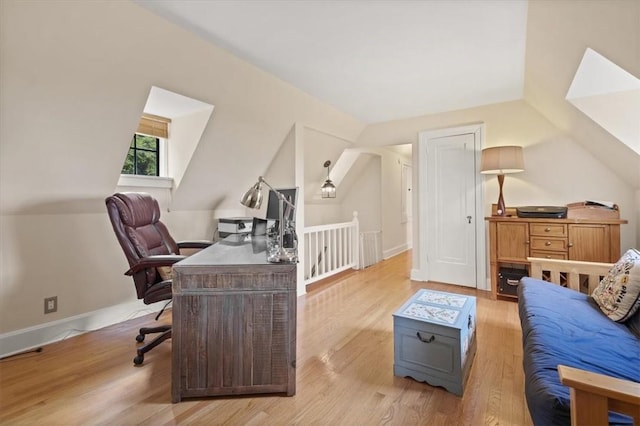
592;248;640;322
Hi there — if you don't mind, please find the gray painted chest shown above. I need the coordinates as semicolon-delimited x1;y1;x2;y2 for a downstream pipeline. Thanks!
393;289;477;396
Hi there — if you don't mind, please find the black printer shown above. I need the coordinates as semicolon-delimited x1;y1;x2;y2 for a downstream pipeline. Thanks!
516;206;568;219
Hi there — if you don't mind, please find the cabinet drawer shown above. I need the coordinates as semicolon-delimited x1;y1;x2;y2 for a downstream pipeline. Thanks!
530;237;567;252
530;250;568;260
530;223;567;237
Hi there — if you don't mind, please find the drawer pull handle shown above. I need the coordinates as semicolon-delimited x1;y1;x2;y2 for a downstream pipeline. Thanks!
545;227;551;232
545;241;551;246
416;332;435;343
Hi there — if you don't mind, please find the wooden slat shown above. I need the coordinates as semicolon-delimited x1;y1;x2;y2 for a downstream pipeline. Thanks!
528;257;612;294
137;113;171;138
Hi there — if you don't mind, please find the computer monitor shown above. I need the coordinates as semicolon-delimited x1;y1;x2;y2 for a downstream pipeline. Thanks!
265;187;298;223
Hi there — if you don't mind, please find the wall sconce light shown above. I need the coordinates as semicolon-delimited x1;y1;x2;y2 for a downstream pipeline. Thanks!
480;146;524;216
321;160;336;199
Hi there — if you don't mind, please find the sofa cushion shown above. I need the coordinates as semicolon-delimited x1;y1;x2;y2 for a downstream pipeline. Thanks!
592;248;640;322
626;308;640;339
518;277;640;426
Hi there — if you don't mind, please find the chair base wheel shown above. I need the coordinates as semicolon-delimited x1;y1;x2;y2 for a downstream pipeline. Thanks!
131;326;171;366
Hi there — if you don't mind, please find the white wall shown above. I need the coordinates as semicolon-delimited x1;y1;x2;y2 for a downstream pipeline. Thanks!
340;155;382;234
169;108;214;189
378;149;413;257
304;144;412;258
359;100;638;278
524;0;640;189
0;0;364;340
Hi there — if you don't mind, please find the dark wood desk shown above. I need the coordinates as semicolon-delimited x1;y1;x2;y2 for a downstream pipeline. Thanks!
171;235;296;402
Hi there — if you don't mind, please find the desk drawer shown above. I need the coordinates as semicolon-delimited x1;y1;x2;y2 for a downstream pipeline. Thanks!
530;237;568;252
530;223;567;237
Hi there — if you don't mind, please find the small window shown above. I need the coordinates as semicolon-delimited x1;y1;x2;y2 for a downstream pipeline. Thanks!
122;134;160;176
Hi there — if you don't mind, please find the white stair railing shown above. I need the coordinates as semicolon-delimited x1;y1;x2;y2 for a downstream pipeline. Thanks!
303;211;359;286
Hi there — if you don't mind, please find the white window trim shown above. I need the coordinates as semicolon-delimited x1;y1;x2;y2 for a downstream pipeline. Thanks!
118;136;171;188
117;174;173;189
159;138;168;177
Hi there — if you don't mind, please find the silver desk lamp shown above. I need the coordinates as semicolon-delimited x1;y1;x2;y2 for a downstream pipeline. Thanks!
240;176;297;263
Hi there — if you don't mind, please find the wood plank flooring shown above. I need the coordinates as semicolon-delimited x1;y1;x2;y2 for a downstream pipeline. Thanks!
0;251;533;425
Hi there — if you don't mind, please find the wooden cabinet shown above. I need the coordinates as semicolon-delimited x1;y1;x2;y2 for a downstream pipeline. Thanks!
171;238;296;402
495;222;529;262
486;217;626;299
568;224;611;262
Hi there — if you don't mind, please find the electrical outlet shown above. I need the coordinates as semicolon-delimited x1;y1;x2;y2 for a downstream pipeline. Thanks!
44;296;57;314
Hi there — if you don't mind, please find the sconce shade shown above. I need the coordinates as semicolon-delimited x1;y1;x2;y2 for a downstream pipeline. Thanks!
240;182;263;209
321;160;336;198
321;179;336;198
480;146;524;175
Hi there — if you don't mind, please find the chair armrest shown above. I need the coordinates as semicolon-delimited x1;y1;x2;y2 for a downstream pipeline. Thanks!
125;255;187;276
558;365;640;426
177;240;213;250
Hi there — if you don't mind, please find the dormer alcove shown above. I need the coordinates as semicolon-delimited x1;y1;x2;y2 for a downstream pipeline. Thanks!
117;86;214;191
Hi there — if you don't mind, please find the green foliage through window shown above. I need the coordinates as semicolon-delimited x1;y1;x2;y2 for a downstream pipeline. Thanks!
122;134;159;176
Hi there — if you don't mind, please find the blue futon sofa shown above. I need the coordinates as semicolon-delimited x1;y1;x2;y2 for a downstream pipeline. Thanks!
518;277;640;425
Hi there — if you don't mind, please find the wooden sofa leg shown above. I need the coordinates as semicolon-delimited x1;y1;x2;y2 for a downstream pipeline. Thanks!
569;388;609;426
559;365;640;426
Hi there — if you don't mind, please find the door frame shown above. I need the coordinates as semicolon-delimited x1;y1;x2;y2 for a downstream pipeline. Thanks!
411;123;487;290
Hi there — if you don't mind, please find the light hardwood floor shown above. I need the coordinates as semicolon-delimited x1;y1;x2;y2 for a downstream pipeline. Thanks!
0;251;533;425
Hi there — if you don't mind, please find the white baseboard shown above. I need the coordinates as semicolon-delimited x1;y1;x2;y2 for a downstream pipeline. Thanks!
0;300;165;359
383;243;410;260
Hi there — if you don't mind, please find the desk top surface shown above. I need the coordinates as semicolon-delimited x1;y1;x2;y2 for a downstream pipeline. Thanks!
175;234;283;267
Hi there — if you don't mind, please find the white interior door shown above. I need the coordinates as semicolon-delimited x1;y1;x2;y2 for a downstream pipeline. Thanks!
418;126;483;288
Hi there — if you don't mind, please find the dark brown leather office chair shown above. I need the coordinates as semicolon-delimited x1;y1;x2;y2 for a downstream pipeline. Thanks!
105;192;212;365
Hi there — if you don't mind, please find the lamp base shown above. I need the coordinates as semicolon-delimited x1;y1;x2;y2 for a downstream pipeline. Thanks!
268;248;298;263
496;174;506;217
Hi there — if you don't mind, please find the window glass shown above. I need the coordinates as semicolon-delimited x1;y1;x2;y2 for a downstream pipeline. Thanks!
122;134;159;176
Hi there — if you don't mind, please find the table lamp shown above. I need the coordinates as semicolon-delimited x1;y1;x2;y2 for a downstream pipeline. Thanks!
240;176;297;262
480;146;524;216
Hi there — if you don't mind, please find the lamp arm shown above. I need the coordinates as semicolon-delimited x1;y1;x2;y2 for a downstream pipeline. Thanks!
258;176;296;210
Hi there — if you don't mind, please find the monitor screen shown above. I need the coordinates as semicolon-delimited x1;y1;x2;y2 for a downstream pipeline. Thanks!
265;188;298;222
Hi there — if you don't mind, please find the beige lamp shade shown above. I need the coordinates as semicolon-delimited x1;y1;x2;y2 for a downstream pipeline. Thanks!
480;146;524;174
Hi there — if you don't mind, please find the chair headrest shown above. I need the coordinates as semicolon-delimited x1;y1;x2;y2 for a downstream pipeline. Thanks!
111;192;161;227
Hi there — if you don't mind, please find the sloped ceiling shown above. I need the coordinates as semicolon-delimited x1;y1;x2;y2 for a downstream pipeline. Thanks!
524;0;640;188
0;0;364;215
134;0;528;123
2;0;638;218
135;0;639;190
